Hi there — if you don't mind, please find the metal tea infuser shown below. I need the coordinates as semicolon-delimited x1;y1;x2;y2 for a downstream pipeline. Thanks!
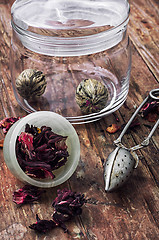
104;89;159;192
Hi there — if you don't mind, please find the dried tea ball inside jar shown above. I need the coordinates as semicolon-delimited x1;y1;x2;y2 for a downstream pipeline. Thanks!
16;69;47;99
75;78;108;114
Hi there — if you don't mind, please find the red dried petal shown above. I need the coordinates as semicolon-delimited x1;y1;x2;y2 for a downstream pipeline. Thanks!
52;188;86;222
16;124;69;180
0;117;20;134
26;166;55;179
55;137;68;150
140;101;159;118
18;132;34;151
13;191;28;204
106;124;120;134
34;143;48;152
21;160;55;179
29;214;57;233
13;185;44;204
29;189;86;234
52;212;69;232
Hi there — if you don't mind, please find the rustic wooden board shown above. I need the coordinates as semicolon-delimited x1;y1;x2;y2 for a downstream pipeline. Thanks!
128;0;159;81
0;0;158;240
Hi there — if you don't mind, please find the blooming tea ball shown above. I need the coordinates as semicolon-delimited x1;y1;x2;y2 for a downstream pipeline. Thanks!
75;78;108;114
16;69;47;99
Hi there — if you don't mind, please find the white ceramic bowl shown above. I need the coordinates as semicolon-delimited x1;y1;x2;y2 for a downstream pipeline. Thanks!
3;111;80;188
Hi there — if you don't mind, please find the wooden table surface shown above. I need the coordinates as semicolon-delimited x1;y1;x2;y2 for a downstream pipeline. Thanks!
0;0;159;239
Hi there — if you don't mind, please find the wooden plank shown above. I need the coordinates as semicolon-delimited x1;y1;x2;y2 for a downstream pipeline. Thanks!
129;0;159;81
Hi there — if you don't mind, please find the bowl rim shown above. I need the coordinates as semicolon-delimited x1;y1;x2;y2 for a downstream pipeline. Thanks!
4;111;80;188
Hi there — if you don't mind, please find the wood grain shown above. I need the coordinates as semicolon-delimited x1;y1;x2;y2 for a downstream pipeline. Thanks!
129;0;159;81
0;0;158;239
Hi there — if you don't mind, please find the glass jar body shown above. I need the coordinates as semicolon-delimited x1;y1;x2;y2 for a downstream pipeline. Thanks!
10;0;131;124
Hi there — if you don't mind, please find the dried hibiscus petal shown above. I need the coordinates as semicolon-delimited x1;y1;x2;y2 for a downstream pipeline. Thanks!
55;137;68;150
106;124;120;134
0;117;20;134
29;214;57;233
13;185;44;205
25;166;55;179
140;100;159;121
52;212;69;232
52;188;86;225
29;188;86;234
16;124;69;179
18;132;34;151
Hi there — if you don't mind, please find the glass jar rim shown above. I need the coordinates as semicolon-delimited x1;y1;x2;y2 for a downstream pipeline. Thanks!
11;0;130;39
11;0;130;56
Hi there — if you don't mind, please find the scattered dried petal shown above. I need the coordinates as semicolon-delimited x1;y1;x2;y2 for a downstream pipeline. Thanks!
13;185;44;205
29;188;86;234
52;212;69;232
52;188;86;227
106;124;120;134
140;100;159;121
29;214;57;233
0;117;20;134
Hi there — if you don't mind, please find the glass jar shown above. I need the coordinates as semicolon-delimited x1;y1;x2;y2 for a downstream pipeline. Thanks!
10;0;131;124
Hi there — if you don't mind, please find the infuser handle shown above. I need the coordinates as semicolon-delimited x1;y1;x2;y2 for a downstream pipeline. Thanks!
114;95;149;147
130;118;159;151
114;88;159;148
